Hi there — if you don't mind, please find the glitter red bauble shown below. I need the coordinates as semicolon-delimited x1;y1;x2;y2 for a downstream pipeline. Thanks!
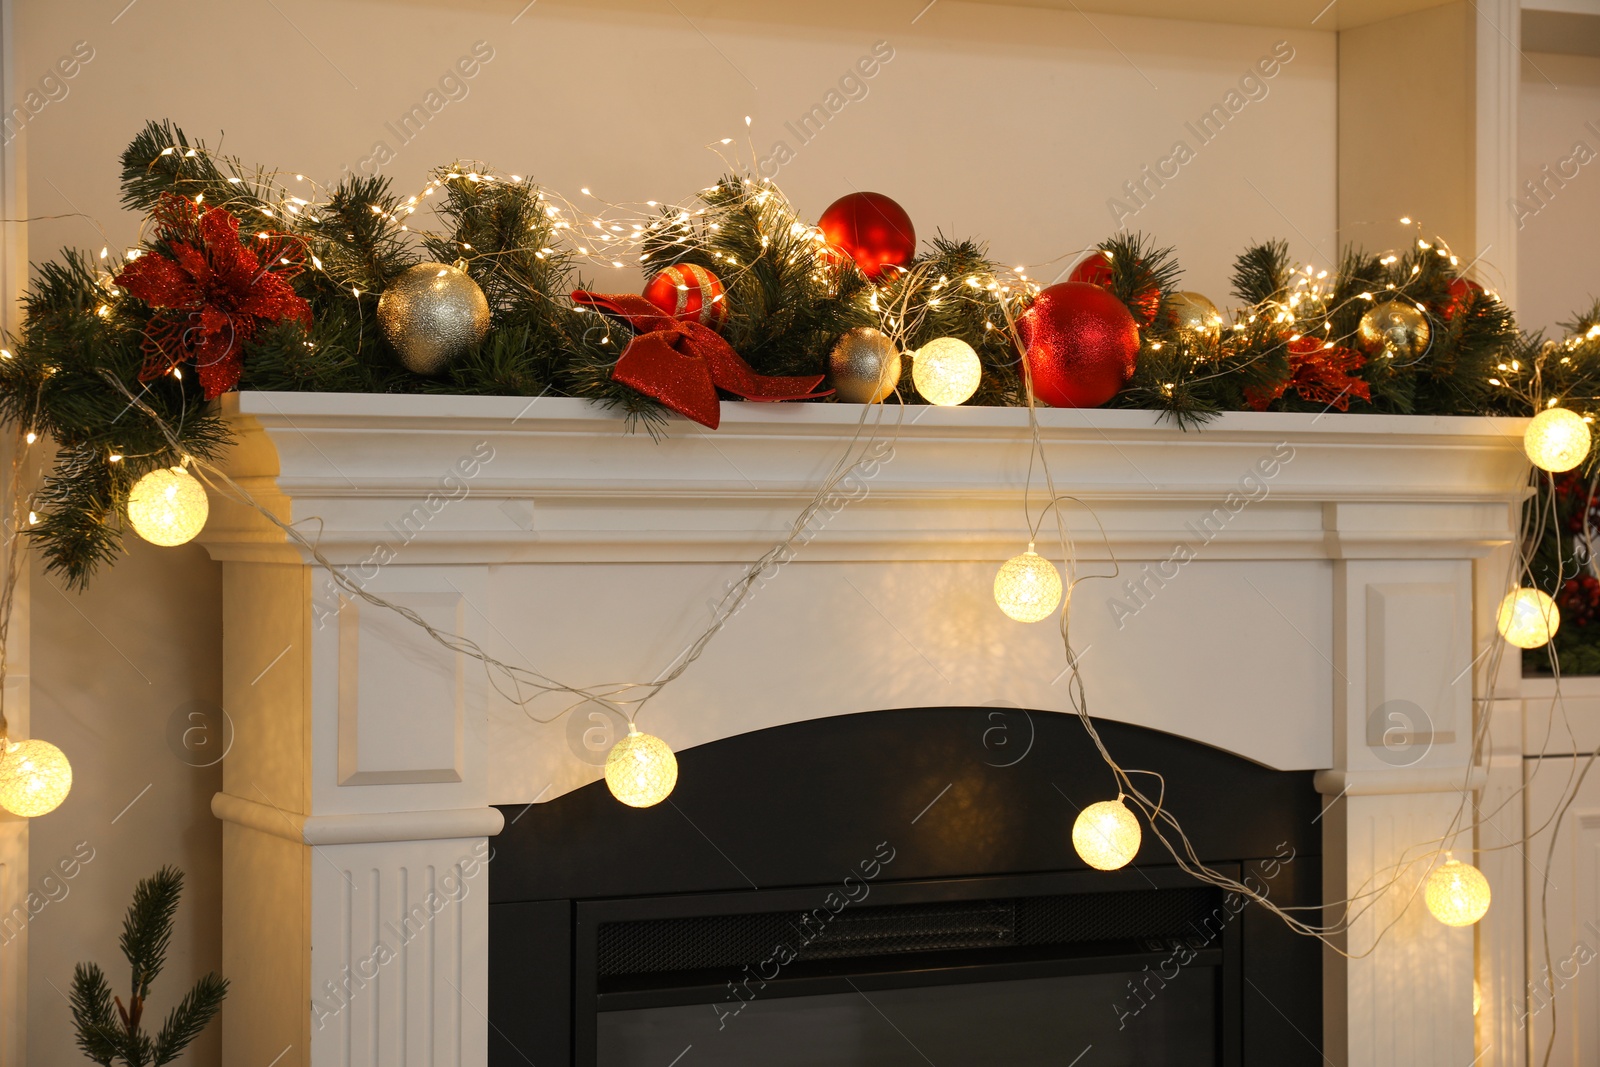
1442;276;1484;321
1017;282;1140;408
817;192;915;281
1067;251;1161;325
643;263;728;331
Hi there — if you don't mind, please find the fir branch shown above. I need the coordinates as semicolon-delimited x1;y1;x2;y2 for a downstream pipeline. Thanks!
70;963;121;1067
151;973;229;1066
1230;240;1292;306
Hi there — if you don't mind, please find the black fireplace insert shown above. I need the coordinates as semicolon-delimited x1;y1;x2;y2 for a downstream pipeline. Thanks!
489;707;1323;1065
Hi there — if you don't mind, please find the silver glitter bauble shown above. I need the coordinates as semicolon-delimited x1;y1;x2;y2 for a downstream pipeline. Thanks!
378;263;491;375
829;327;902;404
1358;302;1431;361
1163;291;1222;340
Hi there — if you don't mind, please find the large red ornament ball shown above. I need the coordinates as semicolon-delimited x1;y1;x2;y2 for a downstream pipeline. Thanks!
1017;282;1140;408
817;192;915;281
1067;251;1161;325
643;263;728;330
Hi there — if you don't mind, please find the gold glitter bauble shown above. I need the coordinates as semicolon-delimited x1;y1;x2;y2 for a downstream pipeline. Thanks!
829;327;902;404
378;263;491;375
1358;302;1431;360
1163;291;1223;340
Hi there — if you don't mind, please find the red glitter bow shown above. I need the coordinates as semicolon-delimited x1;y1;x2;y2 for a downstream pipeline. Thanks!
115;193;312;400
1246;337;1372;412
571;291;831;429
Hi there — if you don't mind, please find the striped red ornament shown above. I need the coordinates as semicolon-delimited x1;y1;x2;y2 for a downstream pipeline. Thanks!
642;264;729;331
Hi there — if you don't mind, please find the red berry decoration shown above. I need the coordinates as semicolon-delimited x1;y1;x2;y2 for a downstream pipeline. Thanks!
1067;251;1161;325
1442;276;1484;322
642;263;728;331
1017;282;1140;408
817;192;915;281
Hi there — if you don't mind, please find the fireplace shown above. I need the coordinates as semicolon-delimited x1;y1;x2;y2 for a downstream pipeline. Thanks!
199;394;1523;1065
488;707;1323;1066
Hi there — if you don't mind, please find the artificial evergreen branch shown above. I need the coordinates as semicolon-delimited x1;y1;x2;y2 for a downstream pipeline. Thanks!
70;867;227;1067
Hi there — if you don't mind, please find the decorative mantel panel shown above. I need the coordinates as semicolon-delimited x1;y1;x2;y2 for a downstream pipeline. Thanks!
200;393;1528;1066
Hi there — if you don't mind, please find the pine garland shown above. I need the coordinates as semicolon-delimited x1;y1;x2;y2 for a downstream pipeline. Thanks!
4;119;1592;589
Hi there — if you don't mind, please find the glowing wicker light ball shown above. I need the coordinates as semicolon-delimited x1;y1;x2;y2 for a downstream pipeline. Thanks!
1496;587;1560;649
604;727;678;808
1425;856;1491;927
1072;798;1142;871
0;738;72;817
126;466;209;547
994;546;1062;623
912;337;982;407
1523;407;1591;473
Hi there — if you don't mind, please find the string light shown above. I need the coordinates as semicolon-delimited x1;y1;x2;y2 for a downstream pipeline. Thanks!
1523;406;1591;472
1424;855;1490;926
1497;588;1559;649
911;337;981;406
0;738;72;817
126;465;209;546
1072;798;1142;870
604;727;677;808
993;545;1062;623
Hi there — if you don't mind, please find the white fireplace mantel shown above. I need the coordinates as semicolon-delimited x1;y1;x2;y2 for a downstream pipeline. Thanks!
200;392;1529;1066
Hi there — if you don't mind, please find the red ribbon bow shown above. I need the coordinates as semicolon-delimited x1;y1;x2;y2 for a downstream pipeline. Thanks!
571;291;831;429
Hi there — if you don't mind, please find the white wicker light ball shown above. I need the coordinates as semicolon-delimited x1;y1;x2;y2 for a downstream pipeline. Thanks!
1496;588;1560;649
0;738;72;817
912;337;982;407
994;547;1062;623
1425;856;1491;927
1073;798;1142;871
126;466;209;547
1524;407;1591;473
604;727;678;808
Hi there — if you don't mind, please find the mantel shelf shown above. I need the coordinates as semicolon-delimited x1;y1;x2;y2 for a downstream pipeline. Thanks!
202;392;1530;565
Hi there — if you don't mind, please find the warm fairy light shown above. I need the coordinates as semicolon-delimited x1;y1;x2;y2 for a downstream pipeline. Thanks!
994;545;1062;623
0;738;72;817
912;337;982;406
1523;407;1591;472
604;727;677;807
1496;588;1559;649
1425;856;1491;927
23;432;35;445
1073;798;1141;871
127;466;209;547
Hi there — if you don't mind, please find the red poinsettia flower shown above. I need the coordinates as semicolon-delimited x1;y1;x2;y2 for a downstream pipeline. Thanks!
115;193;312;399
1246;337;1372;412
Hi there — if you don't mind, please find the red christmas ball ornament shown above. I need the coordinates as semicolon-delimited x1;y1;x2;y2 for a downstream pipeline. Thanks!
1067;251;1161;325
817;192;915;281
1442;276;1484;321
643;263;728;331
1017;282;1140;408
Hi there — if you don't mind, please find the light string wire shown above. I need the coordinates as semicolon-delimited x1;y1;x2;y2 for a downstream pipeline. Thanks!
99;369;909;735
29;131;1600;991
986;291;1600;960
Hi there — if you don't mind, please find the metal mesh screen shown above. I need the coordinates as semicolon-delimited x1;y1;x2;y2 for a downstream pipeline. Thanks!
597;886;1219;978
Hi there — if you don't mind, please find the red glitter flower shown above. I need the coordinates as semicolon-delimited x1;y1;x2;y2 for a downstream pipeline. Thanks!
115;193;312;399
1246;337;1372;412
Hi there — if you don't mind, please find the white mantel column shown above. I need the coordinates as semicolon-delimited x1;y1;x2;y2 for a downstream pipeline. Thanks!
208;556;501;1067
1317;547;1484;1066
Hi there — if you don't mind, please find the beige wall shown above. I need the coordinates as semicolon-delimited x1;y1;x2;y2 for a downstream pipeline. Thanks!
1517;49;1600;334
25;541;222;1065
11;0;1337;1062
